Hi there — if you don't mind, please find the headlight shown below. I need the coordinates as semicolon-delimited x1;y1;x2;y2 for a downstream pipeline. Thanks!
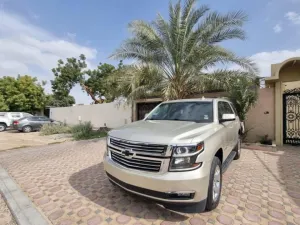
169;142;204;171
105;136;110;156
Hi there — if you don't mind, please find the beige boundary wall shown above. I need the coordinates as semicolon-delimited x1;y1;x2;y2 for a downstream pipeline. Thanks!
50;102;132;128
245;88;275;143
49;89;276;142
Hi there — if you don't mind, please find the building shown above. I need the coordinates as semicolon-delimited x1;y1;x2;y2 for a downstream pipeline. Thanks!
264;57;300;146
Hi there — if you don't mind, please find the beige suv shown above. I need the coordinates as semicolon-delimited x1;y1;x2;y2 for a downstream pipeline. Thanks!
104;98;242;211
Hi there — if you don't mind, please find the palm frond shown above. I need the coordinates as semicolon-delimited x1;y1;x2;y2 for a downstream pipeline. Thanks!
110;0;257;101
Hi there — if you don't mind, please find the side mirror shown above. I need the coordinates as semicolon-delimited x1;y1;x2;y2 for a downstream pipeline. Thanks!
50;119;54;122
144;113;149;119
220;114;236;123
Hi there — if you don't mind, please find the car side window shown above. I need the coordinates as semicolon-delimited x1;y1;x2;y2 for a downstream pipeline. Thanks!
39;117;50;121
28;117;39;121
218;102;225;119
229;103;238;116
218;101;234;119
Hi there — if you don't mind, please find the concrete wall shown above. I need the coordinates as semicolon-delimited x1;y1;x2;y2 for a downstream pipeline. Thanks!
50;102;132;128
245;88;275;143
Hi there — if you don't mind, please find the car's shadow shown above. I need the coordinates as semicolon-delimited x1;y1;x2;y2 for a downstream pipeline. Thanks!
68;163;204;222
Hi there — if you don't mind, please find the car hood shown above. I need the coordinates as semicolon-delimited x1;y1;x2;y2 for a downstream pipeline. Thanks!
109;120;217;144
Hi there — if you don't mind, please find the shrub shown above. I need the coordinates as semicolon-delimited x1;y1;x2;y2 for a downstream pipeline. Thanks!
71;122;107;140
259;135;272;145
71;121;93;134
40;123;71;135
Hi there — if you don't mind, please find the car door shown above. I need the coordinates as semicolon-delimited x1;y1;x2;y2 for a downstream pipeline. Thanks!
30;117;42;130
218;102;231;158
37;117;50;129
222;102;238;151
229;103;241;145
218;101;237;158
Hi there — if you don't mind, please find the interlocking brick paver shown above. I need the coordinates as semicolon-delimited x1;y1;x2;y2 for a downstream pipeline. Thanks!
0;140;300;224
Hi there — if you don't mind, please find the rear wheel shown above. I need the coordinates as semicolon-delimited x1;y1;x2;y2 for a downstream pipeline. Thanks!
22;125;32;133
233;136;241;160
206;157;222;211
0;123;7;132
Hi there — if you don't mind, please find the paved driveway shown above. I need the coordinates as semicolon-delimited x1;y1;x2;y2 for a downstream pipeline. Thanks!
0;140;299;225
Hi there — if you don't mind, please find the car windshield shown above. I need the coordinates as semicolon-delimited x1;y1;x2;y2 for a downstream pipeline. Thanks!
146;101;213;123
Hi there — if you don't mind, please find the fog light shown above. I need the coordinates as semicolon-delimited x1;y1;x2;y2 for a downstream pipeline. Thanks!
166;191;195;199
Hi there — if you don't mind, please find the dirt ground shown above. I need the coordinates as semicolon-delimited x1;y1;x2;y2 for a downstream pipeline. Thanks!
0;130;72;151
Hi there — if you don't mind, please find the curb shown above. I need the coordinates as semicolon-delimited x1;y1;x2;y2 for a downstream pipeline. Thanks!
0;165;49;225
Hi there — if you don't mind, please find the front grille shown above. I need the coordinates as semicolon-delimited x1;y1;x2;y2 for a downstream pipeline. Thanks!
110;138;167;155
111;151;162;172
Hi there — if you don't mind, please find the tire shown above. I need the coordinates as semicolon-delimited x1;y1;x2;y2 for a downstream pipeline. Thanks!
233;136;241;160
206;156;222;211
22;125;32;133
0;123;7;132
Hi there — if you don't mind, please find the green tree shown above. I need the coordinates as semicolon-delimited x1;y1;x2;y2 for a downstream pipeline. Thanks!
0;75;46;113
46;94;75;107
0;94;9;111
51;54;118;104
228;77;259;121
111;0;257;100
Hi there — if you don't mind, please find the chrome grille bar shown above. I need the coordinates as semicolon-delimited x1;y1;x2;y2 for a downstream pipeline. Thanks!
111;151;161;172
110;138;167;155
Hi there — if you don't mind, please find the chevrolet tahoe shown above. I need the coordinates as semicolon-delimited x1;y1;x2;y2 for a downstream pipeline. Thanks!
103;98;242;211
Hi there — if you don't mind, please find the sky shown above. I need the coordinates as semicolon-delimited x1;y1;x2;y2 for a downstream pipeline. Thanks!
0;0;300;104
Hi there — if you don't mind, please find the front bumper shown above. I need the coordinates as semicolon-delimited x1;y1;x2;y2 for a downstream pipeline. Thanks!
103;155;210;203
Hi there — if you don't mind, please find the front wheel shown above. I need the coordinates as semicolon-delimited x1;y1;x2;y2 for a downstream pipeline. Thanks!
206;157;222;211
233;137;241;160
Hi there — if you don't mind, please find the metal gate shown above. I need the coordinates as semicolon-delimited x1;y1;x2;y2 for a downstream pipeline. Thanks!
283;88;300;145
137;102;161;120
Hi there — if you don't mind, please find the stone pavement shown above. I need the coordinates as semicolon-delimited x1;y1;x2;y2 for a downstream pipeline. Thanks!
0;194;16;225
0;140;299;225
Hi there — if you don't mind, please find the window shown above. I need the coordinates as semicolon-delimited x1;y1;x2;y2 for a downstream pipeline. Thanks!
218;101;234;119
28;117;40;121
229;103;238;116
147;101;214;123
38;117;50;121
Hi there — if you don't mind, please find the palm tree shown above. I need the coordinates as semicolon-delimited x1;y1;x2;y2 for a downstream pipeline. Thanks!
111;0;257;100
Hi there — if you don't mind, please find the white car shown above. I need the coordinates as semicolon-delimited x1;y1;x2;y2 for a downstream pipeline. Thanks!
0;112;33;131
104;98;242;211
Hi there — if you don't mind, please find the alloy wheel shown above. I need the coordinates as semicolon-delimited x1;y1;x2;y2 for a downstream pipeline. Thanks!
213;165;221;202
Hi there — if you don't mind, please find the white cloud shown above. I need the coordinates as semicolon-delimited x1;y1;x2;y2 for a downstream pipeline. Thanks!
285;12;300;24
0;10;97;103
273;24;282;33
250;49;300;77
66;32;76;41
